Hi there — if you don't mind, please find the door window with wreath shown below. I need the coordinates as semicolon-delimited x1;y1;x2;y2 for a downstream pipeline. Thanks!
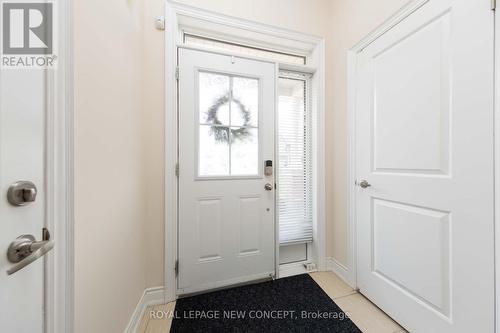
198;71;260;177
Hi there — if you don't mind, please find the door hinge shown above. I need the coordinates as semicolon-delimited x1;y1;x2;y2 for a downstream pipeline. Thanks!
175;163;179;177
175;260;179;276
492;0;496;10
175;66;179;81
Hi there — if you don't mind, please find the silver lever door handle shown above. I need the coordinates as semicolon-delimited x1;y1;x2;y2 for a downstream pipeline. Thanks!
6;233;54;275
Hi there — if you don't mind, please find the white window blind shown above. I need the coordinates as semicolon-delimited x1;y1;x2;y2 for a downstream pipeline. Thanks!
278;72;313;245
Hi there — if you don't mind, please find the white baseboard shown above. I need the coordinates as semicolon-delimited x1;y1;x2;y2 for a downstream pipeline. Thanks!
325;257;356;289
124;286;165;333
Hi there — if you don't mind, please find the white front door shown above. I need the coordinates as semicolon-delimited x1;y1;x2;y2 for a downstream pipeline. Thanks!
0;70;49;330
356;1;494;332
178;48;276;294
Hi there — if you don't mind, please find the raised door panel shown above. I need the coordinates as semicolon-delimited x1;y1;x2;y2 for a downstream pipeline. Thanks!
372;199;450;316
238;196;262;256
196;198;223;262
372;13;451;175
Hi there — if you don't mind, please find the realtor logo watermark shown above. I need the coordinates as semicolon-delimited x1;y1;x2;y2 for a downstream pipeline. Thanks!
1;0;57;68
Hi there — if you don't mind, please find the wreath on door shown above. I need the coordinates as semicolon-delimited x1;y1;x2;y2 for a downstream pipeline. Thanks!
206;92;252;143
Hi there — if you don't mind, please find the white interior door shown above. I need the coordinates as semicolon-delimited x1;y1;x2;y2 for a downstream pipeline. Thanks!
0;70;48;331
178;48;276;294
356;1;494;332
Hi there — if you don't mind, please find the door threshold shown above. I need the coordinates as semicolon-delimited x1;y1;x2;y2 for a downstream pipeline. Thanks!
177;271;274;297
279;261;317;278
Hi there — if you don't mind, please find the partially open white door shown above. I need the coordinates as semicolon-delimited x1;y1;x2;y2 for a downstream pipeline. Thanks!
356;1;494;332
177;48;276;294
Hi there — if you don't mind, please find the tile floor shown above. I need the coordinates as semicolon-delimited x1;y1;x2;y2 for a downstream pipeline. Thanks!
138;271;407;333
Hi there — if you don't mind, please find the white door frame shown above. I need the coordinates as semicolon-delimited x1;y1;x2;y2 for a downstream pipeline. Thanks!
347;0;498;331
494;3;500;332
45;0;74;332
164;0;326;302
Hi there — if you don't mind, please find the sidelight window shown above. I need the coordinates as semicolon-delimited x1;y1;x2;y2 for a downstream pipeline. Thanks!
278;72;313;245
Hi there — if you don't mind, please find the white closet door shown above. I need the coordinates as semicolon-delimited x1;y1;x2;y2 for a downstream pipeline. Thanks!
356;1;494;332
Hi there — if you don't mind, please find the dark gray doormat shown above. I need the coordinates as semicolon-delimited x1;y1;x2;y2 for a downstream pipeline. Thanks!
170;274;362;333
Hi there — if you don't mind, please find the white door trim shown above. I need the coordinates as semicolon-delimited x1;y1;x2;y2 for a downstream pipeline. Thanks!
164;0;180;303
45;0;74;331
164;0;326;301
348;1;497;331
495;5;500;333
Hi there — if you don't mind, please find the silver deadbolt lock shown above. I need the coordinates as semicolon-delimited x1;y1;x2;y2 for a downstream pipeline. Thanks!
7;181;37;206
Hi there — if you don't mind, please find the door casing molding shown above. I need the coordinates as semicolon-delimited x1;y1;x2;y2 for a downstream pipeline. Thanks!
44;0;74;332
494;4;500;333
164;0;326;301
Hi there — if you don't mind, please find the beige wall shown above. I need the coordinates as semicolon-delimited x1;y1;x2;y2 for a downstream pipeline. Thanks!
73;0;147;332
328;0;408;264
142;0;166;289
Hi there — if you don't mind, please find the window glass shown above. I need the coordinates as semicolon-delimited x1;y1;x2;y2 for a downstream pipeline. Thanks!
199;72;230;125
231;77;259;127
185;34;306;65
231;128;258;175
278;75;313;244
199;125;230;176
198;72;260;177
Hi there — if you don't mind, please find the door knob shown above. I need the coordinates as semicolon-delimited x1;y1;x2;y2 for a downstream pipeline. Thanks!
6;229;54;275
7;181;37;206
358;180;371;189
264;183;273;191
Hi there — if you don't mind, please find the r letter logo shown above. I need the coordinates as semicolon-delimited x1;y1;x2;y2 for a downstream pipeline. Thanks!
1;1;56;68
